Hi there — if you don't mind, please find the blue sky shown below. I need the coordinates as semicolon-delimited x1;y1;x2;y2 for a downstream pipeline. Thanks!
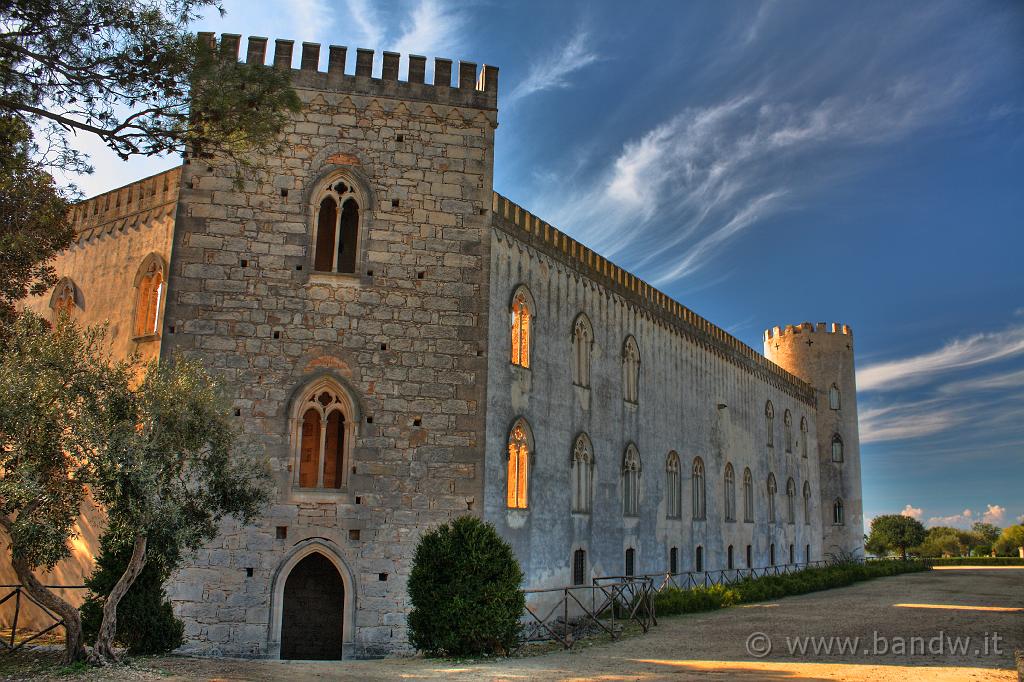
70;1;1024;533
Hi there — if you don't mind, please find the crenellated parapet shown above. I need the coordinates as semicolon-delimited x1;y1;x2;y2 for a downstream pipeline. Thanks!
69;167;182;244
491;192;816;404
197;32;498;111
764;321;852;343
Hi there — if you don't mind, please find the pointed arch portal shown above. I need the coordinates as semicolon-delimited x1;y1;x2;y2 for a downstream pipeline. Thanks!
280;552;345;660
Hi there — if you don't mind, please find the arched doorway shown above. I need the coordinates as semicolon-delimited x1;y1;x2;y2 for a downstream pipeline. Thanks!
280;552;344;660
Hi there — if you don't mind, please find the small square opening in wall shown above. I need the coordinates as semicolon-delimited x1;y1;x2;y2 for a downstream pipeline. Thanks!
366;416;373;424
240;259;248;268
168;326;176;334
233;408;241;417
245;567;254;578
480;207;487;215
366;270;374;277
413;418;422;427
206;166;213;173
275;526;287;540
380;343;387;351
295;265;303;271
396;134;404;142
355;496;362;505
280;188;288;198
391;199;400;208
417;271;425;279
349;529;361;541
273;331;281;339
378;573;388;582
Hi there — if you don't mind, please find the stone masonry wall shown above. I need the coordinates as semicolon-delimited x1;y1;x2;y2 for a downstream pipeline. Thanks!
159;38;497;658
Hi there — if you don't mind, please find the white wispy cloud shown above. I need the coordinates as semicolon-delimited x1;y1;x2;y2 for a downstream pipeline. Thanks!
344;0;385;49
505;29;601;105
291;0;336;47
859;402;962;443
900;504;923;520
858;326;1024;392
925;504;1008;529
982;504;1005;525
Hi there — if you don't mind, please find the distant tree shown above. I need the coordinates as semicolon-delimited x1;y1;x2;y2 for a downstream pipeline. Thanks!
994;525;1024;557
0;116;73;325
865;515;926;560
971;522;1001;546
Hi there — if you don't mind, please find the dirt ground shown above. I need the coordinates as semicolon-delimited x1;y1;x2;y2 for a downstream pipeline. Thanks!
3;567;1022;681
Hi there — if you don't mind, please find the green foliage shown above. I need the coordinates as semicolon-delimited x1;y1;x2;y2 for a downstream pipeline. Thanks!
915;525;987;558
0;116;73;324
971;522;1001;545
924;556;1024;565
654;560;927;618
407;516;525;657
0;0;300;174
993;525;1024;557
865;514;926;559
80;535;184;655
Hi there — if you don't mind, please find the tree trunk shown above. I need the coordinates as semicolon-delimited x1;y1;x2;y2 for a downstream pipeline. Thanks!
90;535;147;664
10;554;86;665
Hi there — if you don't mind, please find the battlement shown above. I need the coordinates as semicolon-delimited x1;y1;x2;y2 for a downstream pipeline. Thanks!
491;193;816;404
197;33;498;110
764;321;853;343
69;167;182;244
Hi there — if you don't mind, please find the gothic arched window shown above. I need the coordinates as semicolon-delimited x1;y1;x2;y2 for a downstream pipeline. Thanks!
784;410;793;453
742;467;754;523
800;416;809;458
767;473;777;523
133;254;166;338
666;451;681;519
832;434;844;462
692;456;706;520
314;179;361;274
803;480;812;525
765;400;775;448
507;418;532;509
571;433;593;513
622;444;641;516
786;477;796;524
292;378;356;490
724;463;736;522
510;286;534;369
622;335;640;403
829;384;841;410
833;498;845;525
572;313;593;388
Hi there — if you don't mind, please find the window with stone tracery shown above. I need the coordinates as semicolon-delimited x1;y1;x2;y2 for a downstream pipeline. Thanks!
784;410;793;453
294;383;354;490
833;498;845;525
786;477;796;524
765;400;775;448
507;419;531;509
743;467;754;522
803;480;812;524
571;433;593;513
832;433;844;462
134;255;165;338
572;313;593;388
510;287;533;369
800;416;809;458
666;451;681;519
724;463;736;522
314;180;361;274
767;473;777;523
692;456;706;520
622;444;641;516
622;335;640;403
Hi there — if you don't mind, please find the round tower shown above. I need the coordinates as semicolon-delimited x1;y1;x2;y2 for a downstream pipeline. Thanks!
764;322;863;559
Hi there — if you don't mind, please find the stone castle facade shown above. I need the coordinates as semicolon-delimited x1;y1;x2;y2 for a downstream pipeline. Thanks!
10;33;863;658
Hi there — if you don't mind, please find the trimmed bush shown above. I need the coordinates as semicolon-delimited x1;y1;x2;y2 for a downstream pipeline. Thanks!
655;560;926;618
80;535;184;655
923;556;1024;566
407;516;525;657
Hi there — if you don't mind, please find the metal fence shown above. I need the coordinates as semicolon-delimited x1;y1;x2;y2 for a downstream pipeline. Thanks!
0;584;86;654
642;559;834;592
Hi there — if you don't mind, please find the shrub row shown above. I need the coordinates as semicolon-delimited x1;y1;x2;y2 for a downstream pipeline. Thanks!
654;560;927;617
922;556;1024;566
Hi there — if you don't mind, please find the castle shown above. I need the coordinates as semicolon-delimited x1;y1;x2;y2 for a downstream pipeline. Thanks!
9;33;863;658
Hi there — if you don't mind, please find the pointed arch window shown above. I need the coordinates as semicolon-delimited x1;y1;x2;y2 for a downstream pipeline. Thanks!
831;434;844;462
767;473;777;523
314;180;361;274
133;254;166;338
833;498;845;525
666;451;681;519
742;467;754;523
510;286;534;369
507;419;532;509
291;378;356;490
622;444;641;516
803;481;812;524
765;400;775;448
622;335;640;403
572;314;593;388
695;545;703;572
829;384;841;410
625;547;635;577
50;278;77;318
800;417;809;458
571;433;594;514
573;549;587;585
724;463;736;522
786;477;796;524
784;410;793;453
692;456;706;520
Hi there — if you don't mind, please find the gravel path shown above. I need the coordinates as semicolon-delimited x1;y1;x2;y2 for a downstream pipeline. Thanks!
5;567;1022;681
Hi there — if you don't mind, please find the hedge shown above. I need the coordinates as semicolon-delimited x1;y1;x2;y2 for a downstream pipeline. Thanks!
922;557;1024;566
654;560;927;617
